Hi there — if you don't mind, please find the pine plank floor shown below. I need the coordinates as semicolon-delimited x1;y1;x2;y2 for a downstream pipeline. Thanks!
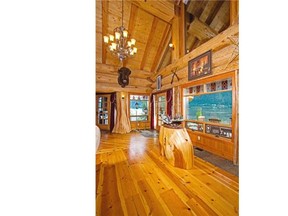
96;131;239;216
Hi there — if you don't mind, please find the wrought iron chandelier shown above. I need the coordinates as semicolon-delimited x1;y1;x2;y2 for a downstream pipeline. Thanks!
103;0;137;62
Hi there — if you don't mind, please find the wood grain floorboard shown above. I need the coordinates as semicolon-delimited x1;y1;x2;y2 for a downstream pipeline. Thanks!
96;132;239;216
160;189;194;216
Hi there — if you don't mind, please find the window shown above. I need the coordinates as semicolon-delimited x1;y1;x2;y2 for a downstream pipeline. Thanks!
183;78;233;125
130;94;149;122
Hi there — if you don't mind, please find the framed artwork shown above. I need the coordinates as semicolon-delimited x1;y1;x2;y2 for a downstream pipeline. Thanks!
188;50;212;81
156;75;162;90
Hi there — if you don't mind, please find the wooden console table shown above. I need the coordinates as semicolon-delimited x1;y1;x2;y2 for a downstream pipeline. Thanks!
159;125;194;169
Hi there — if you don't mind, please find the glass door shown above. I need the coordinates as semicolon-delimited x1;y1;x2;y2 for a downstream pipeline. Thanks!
155;93;166;130
96;94;110;130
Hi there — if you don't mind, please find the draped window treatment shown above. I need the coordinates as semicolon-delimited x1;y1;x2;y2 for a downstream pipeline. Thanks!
150;94;155;129
112;92;131;134
166;88;173;118
110;92;116;132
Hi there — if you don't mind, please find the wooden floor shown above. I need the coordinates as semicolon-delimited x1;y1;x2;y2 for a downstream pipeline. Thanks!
96;131;239;216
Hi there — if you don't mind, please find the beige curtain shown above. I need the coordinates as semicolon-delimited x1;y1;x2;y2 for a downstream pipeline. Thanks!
112;92;131;134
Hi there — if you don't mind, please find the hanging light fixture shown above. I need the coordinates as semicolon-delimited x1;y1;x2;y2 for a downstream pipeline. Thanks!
103;0;137;62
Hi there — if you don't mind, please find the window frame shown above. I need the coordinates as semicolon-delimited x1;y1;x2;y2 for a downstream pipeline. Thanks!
128;93;150;122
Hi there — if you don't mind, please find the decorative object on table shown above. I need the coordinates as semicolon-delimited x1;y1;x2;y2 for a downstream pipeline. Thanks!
161;114;172;125
118;67;131;88
188;50;212;81
161;114;183;129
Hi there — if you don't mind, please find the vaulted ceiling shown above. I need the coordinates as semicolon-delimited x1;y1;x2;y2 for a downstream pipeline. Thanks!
185;0;230;53
96;0;231;93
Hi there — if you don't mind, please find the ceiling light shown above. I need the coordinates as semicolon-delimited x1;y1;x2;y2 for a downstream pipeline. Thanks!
103;0;137;62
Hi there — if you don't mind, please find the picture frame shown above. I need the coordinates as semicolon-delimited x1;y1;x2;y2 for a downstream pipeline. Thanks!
156;75;162;90
188;50;212;81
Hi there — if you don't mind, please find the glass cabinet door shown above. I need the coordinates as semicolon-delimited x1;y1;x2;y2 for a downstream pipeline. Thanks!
96;94;110;130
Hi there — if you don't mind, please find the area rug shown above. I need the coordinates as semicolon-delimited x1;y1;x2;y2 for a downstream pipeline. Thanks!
194;147;239;176
140;130;159;138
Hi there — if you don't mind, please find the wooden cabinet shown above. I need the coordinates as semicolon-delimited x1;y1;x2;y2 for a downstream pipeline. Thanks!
187;128;233;161
181;71;238;163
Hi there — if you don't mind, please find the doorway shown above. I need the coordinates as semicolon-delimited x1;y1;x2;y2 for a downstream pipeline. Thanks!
155;93;166;131
96;94;111;130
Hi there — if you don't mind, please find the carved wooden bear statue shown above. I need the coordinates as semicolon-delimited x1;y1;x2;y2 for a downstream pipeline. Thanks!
118;67;131;88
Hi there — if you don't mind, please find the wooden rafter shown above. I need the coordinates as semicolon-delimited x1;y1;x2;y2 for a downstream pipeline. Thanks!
190;38;201;50
158;46;171;72
123;4;138;67
230;0;239;25
101;0;109;64
96;0;103;64
205;0;224;25
140;17;159;70
128;4;138;35
179;2;185;57
129;0;174;23
187;16;217;40
150;23;171;73
189;0;208;18
199;1;218;23
210;0;229;32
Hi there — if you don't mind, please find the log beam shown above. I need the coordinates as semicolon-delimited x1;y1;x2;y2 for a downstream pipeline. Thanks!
140;17;159;70
230;0;239;26
129;0;174;23
151;23;239;81
96;63;153;79
96;72;152;87
96;82;152;94
124;4;138;67
151;24;171;73
101;0;109;64
187;16;217;41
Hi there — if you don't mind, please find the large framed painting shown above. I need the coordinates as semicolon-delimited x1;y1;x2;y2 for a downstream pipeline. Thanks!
188;50;212;81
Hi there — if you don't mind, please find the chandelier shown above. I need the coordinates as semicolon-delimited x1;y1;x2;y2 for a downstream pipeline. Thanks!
103;0;137;62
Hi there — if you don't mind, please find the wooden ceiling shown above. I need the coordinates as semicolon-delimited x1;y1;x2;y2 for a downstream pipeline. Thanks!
96;0;231;93
185;0;230;53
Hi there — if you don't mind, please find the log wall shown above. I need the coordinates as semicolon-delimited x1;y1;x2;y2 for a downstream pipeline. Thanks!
151;23;239;92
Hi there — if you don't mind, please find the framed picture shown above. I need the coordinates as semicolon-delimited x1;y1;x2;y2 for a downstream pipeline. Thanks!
188;50;212;81
156;75;162;90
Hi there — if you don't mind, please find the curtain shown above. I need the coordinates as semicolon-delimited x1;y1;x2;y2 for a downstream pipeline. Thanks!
110;92;116;132
166;88;173;118
112;92;131;134
150;94;155;129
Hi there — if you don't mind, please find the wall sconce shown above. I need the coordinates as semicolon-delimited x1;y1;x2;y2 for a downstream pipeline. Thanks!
169;43;174;50
121;95;125;99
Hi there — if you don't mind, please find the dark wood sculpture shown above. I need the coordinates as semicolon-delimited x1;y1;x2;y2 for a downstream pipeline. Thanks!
118;67;131;88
